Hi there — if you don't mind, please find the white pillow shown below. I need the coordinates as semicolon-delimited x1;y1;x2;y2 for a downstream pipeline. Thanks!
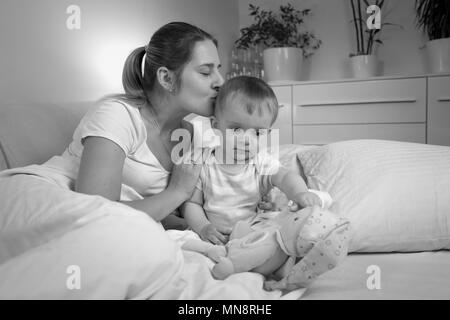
296;139;450;253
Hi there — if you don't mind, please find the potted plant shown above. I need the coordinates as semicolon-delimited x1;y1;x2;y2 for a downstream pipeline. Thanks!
235;3;321;82
348;0;399;78
415;0;450;73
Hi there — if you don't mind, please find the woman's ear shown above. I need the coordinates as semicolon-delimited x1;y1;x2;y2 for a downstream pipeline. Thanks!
156;66;175;92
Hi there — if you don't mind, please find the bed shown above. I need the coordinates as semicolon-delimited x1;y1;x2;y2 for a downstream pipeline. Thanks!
303;251;450;299
1;102;449;299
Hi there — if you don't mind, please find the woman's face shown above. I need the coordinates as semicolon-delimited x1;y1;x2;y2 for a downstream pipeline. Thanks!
175;39;224;117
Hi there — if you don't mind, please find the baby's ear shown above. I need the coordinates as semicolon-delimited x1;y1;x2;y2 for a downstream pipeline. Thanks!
210;116;218;129
180;118;194;133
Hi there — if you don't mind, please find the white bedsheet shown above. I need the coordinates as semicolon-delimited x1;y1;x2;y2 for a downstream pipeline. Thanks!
166;230;305;300
302;250;450;299
0;170;304;300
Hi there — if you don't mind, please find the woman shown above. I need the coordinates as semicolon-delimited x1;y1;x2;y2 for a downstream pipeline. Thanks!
75;21;224;227
0;22;224;299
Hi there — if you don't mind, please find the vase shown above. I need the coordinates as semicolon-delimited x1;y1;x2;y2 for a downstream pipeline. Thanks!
263;47;303;82
424;38;450;74
349;55;380;79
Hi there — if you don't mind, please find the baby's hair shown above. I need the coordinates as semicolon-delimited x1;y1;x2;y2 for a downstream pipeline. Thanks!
215;76;278;124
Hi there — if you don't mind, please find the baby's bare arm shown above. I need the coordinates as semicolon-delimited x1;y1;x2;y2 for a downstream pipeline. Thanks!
181;188;210;235
270;167;321;208
271;167;308;200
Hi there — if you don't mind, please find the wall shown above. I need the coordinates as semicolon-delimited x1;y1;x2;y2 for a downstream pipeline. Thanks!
239;0;428;81
0;0;239;104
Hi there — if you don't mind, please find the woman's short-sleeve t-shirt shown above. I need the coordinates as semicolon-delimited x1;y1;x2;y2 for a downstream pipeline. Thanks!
44;99;170;201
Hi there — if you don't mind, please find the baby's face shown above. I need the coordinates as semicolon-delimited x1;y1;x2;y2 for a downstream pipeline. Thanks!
212;102;273;163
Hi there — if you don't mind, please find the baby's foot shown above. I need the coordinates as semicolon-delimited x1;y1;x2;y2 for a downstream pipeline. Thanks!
206;245;227;262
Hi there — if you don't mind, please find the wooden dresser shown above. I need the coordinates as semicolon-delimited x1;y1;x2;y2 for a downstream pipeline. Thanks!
271;74;450;146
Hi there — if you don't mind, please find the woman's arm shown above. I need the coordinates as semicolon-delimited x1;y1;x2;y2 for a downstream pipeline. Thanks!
121;188;189;222
76;136;197;222
76;136;125;200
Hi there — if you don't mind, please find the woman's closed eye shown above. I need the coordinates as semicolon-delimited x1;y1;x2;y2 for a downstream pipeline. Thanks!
256;129;271;137
198;66;212;76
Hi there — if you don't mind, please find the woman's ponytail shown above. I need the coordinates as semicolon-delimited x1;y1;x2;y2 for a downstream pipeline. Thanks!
111;22;217;105
122;46;147;101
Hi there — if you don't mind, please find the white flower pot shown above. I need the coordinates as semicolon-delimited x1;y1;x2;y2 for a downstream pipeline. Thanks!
425;38;450;74
263;47;303;82
349;55;380;78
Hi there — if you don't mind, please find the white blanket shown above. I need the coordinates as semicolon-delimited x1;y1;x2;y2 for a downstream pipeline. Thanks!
0;169;304;300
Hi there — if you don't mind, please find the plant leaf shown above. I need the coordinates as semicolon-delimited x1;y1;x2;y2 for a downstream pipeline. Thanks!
234;2;322;57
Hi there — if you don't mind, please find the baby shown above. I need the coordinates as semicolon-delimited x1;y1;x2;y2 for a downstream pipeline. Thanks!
181;76;331;245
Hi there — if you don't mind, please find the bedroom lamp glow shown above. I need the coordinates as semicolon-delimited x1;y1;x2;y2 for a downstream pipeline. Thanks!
88;39;142;95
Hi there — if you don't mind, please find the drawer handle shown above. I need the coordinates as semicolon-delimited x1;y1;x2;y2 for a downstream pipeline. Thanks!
298;98;417;107
437;97;450;102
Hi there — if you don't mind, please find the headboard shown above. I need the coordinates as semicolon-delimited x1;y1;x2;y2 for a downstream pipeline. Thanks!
0;101;92;169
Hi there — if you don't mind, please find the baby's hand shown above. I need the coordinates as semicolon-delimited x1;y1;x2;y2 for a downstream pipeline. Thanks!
290;191;322;210
200;223;230;245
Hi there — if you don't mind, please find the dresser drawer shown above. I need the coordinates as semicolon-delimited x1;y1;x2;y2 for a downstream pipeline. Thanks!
427;76;450;146
293;78;426;124
293;123;426;145
271;85;292;145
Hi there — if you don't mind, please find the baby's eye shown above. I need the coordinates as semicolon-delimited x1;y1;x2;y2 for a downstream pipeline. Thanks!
233;128;244;134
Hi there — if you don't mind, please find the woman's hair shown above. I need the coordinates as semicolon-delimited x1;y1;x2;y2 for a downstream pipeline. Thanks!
118;22;218;104
215;76;279;124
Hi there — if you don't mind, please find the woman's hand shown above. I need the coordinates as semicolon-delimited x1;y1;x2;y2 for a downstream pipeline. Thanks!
167;148;209;201
167;161;202;201
200;223;231;245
